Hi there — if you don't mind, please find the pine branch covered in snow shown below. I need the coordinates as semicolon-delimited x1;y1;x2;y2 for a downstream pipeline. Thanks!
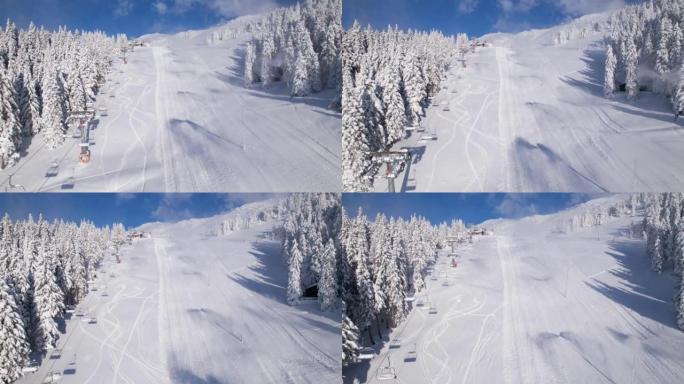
0;213;116;378
341;22;468;191
0;20;118;167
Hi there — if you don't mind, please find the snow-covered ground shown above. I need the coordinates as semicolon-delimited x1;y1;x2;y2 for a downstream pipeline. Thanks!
387;21;684;192
0;18;340;193
344;197;684;383
17;210;340;384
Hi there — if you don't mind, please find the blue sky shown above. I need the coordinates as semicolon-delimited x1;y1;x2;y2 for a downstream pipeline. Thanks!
0;0;297;37
0;193;277;228
343;193;602;226
344;0;644;36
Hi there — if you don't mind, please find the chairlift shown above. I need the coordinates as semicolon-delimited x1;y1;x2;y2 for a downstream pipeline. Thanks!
443;105;451;112
88;317;97;324
42;371;62;383
102;291;109;297
405;125;417;132
358;347;375;361
376;357;398;381
404;295;416;303
404;343;418;362
23;359;40;373
389;338;402;349
46;162;59;177
50;348;62;359
442;280;449;287
429;305;438;314
416;299;425;307
430;275;438;281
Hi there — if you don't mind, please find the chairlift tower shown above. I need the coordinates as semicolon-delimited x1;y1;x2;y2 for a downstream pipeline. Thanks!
369;149;411;193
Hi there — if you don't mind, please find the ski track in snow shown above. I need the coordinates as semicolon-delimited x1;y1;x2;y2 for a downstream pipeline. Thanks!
383;27;684;192
0;20;340;192
345;204;684;384
18;215;340;384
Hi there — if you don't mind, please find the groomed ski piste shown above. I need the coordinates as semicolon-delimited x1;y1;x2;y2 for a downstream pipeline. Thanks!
387;14;684;192
0;16;340;193
345;196;684;384
16;202;340;384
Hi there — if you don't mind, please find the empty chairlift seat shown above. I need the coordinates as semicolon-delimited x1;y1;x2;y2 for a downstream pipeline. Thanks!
429;305;438;314
389;338;402;349
376;366;397;381
404;344;418;362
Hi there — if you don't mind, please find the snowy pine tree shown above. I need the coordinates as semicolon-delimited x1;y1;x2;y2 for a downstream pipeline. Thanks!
604;44;617;97
0;280;29;383
318;240;337;311
287;239;303;305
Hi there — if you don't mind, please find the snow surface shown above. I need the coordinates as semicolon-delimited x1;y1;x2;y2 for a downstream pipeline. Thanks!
344;196;684;383
17;208;340;384
0;17;340;192
386;21;684;192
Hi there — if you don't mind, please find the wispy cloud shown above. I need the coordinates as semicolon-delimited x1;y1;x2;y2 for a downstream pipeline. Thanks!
161;0;278;17
458;0;479;14
151;194;194;222
495;194;538;219
553;0;625;16
153;1;168;15
114;0;134;16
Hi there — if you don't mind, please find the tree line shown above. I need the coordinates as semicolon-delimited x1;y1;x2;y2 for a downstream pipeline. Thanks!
0;214;121;383
0;20;121;168
340;209;463;363
244;0;341;99
342;22;468;191
603;0;684;114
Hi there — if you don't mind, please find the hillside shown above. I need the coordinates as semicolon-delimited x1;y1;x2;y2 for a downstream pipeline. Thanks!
0;15;341;192
344;196;684;383
383;14;684;192
16;203;341;384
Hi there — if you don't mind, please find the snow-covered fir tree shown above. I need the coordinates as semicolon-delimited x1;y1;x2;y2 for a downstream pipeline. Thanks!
287;238;303;305
0;280;29;384
342;302;360;363
604;44;617;97
341;21;468;190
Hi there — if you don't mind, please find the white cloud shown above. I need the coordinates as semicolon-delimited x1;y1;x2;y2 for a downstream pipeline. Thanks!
458;0;479;14
168;0;277;17
553;0;625;16
114;0;133;16
153;1;168;15
151;194;194;222
498;0;538;13
495;194;538;218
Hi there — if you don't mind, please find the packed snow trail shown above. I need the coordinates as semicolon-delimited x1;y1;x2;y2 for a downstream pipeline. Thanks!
17;214;340;384
386;21;684;192
0;17;340;192
344;198;684;384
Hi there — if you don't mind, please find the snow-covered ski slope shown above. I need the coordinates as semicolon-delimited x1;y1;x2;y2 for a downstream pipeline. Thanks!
345;196;684;384
17;205;340;384
0;17;340;192
391;15;684;192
